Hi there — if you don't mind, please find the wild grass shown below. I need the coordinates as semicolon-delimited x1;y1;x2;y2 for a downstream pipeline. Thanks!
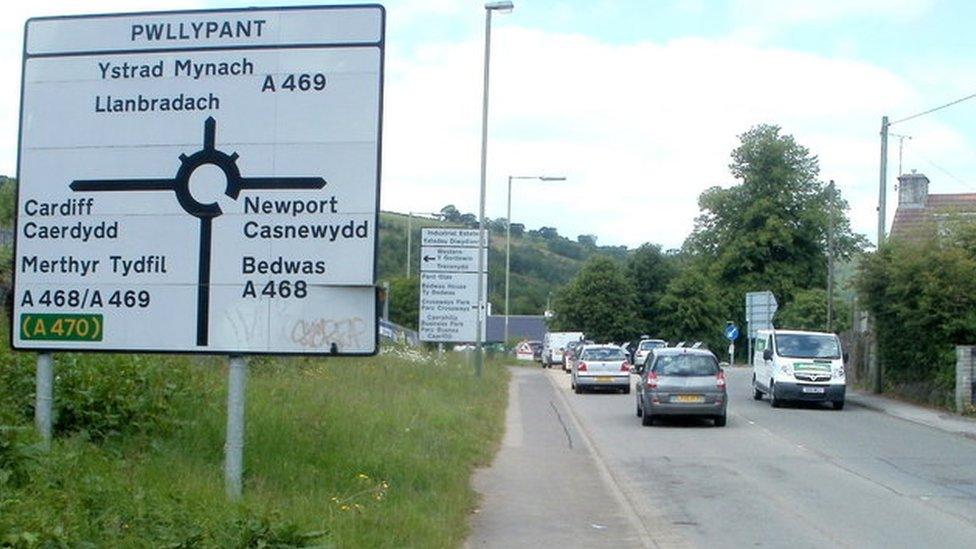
0;342;508;547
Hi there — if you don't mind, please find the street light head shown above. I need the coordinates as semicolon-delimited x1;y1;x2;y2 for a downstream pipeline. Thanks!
540;176;567;181
485;1;514;13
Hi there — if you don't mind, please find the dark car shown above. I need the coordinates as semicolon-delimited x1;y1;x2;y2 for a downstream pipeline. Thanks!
635;347;727;427
530;340;543;362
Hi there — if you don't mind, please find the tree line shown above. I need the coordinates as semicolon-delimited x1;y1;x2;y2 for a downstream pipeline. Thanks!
550;124;864;352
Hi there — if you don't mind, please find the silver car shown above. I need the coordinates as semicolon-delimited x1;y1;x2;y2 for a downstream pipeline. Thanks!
572;345;632;394
635;348;727;426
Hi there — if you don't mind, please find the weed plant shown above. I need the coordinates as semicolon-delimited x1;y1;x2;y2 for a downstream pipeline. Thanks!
0;337;508;547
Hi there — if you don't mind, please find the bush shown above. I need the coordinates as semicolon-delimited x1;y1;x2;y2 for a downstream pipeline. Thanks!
0;350;205;443
856;223;976;408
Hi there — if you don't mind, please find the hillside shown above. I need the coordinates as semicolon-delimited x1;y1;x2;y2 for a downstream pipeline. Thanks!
378;210;628;319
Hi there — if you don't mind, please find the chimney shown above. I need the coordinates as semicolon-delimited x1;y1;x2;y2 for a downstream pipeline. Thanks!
898;171;929;209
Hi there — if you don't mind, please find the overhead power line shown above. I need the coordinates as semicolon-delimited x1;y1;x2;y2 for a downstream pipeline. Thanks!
892;91;976;125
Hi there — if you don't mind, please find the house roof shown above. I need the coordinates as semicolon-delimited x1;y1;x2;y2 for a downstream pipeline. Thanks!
890;193;976;241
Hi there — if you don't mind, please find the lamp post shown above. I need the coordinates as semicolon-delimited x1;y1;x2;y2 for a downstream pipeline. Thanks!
406;211;443;277
505;175;565;344
474;0;513;377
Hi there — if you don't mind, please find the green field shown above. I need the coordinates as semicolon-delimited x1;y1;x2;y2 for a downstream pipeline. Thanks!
0;343;509;547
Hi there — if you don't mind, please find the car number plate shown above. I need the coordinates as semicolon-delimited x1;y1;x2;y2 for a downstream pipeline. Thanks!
596;376;613;382
802;386;826;394
671;394;705;403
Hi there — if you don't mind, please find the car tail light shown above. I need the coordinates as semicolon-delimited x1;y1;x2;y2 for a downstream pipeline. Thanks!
716;370;726;388
578;362;587;372
620;361;630;372
646;371;658;388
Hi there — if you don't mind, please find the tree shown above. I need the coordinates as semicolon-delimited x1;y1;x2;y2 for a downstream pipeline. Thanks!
776;287;850;333
626;243;678;336
656;268;723;350
550;256;639;342
0;177;16;228
458;213;477;227
510;223;525;238
685;125;865;309
577;234;597;247
440;204;461;223
388;276;420;330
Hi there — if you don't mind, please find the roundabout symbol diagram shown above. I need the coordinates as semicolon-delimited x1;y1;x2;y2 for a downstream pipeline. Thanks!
70;117;327;347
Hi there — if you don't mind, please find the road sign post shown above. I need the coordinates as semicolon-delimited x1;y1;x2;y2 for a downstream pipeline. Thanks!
15;6;385;496
724;323;738;367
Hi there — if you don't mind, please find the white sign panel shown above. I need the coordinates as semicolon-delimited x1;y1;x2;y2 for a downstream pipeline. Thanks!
13;6;385;354
419;227;487;342
419;272;487;342
420;228;487;248
419;246;487;274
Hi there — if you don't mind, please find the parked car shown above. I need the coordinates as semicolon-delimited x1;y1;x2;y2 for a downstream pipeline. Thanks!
752;329;846;410
635;347;727;426
542;331;584;369
572;344;631;394
633;338;667;367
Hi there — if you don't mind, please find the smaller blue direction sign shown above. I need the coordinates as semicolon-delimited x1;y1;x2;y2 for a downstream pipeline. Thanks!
724;324;739;341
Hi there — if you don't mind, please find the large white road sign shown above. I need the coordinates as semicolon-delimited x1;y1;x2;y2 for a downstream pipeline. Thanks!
13;6;385;354
419;228;487;342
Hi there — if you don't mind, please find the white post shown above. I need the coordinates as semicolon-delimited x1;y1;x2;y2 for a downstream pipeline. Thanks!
35;353;54;449
406;212;413;277
504;175;512;346
474;7;494;378
225;355;247;499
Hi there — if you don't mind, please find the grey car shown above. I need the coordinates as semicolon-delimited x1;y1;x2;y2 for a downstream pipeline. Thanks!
572;345;631;394
635;347;727;427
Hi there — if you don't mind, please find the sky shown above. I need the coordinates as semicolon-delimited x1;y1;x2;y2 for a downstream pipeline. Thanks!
4;0;976;249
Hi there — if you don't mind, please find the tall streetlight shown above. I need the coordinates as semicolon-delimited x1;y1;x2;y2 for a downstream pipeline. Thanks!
505;175;565;344
474;0;513;377
406;211;443;277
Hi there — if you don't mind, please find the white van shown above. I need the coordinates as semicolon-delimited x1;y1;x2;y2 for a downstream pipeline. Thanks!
542;331;584;369
752;329;846;410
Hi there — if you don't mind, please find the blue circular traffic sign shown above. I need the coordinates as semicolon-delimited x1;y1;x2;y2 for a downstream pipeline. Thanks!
724;324;739;341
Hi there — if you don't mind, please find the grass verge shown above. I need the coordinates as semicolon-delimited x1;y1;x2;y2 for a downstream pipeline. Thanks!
0;343;508;547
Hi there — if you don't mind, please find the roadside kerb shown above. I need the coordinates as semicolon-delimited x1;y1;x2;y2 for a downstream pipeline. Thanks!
846;390;976;441
543;370;689;549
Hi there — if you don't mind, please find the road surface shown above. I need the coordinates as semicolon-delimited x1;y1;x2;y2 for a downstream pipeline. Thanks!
549;366;976;548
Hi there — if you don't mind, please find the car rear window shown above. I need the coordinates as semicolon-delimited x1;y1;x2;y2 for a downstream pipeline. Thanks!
581;348;627;361
640;340;665;350
654;355;718;376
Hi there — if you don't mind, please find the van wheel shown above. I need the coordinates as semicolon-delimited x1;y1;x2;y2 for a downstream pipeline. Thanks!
769;380;782;408
832;400;845;410
575;384;583;395
714;414;727;427
752;375;763;400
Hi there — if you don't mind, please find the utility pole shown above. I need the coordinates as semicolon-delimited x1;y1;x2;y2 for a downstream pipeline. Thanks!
826;180;835;332
871;116;889;394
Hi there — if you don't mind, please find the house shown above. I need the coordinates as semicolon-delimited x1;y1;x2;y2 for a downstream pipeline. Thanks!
889;172;976;241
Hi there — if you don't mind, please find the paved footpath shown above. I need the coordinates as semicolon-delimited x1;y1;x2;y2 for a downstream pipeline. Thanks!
466;367;653;548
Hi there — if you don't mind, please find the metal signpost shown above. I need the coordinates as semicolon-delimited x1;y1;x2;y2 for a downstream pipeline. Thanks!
15;5;385;498
724;323;739;366
745;291;778;367
419;228;487;344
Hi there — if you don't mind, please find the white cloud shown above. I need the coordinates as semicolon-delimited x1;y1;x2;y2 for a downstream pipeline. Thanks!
3;1;966;250
381;24;948;248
